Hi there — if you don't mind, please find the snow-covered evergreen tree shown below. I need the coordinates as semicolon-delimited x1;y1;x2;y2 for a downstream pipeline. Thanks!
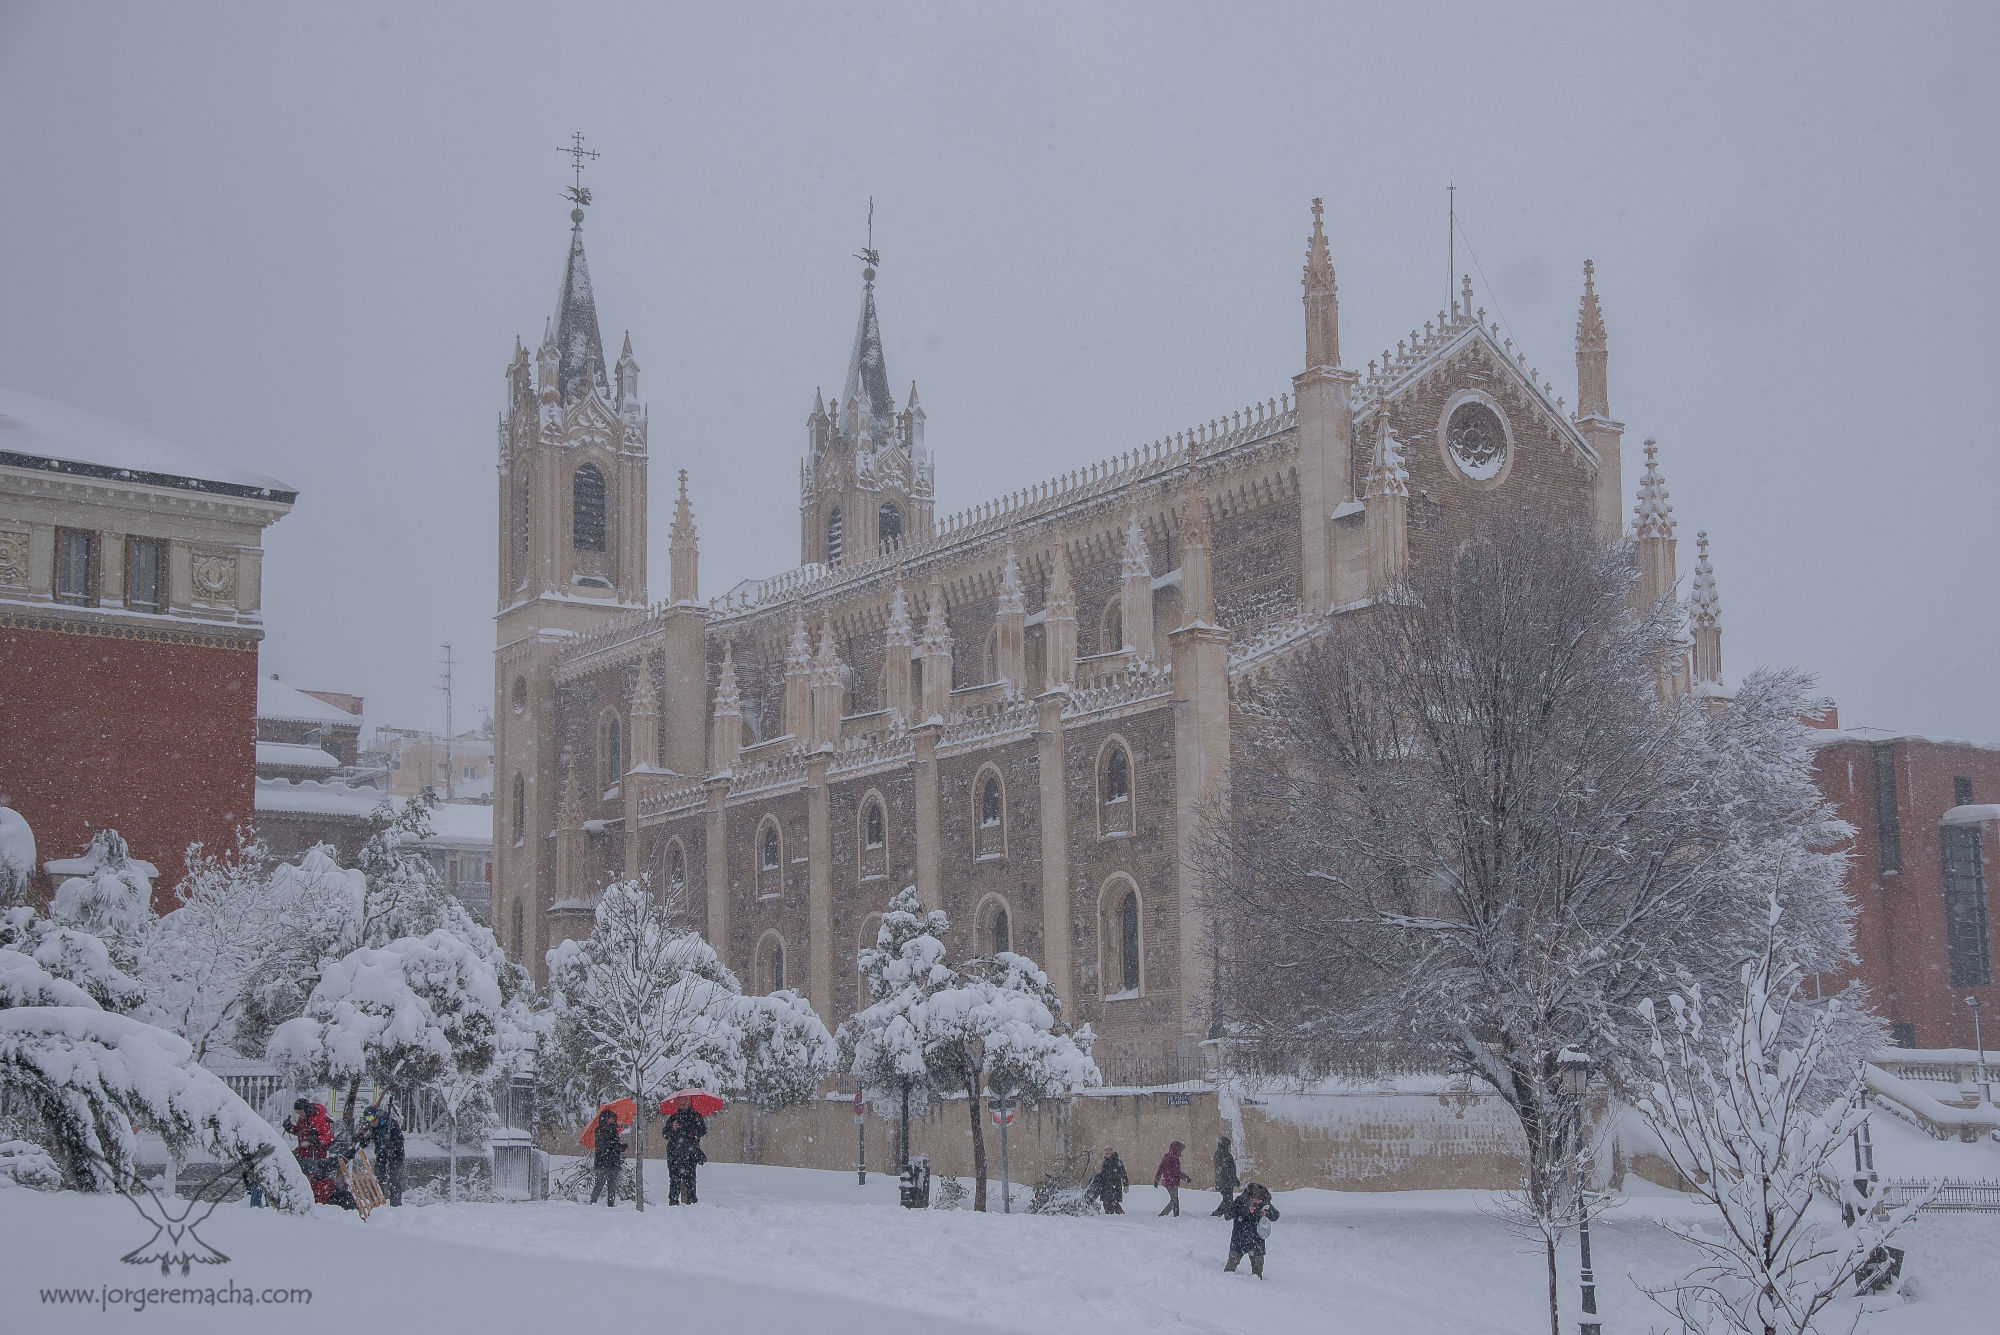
0;806;35;910
1;906;144;1014
838;887;953;1166
1636;898;1920;1335
269;929;503;1132
48;829;154;967
739;988;836;1111
908;949;1098;1212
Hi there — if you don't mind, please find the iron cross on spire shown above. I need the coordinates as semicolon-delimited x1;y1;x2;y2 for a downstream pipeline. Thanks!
558;131;599;208
854;196;880;276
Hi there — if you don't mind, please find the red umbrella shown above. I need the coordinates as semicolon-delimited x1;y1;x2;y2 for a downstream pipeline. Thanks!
578;1097;637;1149
659;1089;726;1116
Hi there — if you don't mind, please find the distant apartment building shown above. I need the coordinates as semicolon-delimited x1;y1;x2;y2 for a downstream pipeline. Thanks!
371;723;493;801
1813;725;1999;1049
0;386;294;907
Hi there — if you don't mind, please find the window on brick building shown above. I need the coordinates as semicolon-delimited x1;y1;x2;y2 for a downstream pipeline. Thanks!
666;842;686;900
1100;599;1124;656
826;506;843;566
512;774;526;845
975;769;1005;858
511;900;525;964
1890;1022;1916;1050
979;897;1011;957
600;712;622;791
126;537;164;613
878;502;902;550
859;796;887;880
1101;877;1142;998
55;528;96;606
1100;741;1133;836
758;932;786;993
572;464;606;552
1956;777;1974;808
1941;825;1994;986
512;676;527;714
758;819;783;897
1872;744;1901;874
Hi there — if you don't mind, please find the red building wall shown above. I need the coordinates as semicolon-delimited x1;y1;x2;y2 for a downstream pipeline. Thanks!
1813;735;2000;1049
0;621;259;912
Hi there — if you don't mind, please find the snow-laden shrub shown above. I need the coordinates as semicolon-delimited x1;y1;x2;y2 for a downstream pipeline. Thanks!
0;1006;310;1209
2;907;144;1013
550;1155;650;1205
0;1138;62;1190
0;807;35;910
49;830;154;956
738;988;835;1111
933;1175;966;1210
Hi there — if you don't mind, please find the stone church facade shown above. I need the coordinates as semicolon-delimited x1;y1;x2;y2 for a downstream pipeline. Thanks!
492;199;1725;1075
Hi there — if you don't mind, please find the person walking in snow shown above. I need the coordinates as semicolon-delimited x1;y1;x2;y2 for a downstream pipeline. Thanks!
589;1108;625;1206
1222;1182;1279;1279
1091;1148;1130;1214
1210;1136;1239;1216
664;1098;708;1205
359;1104;406;1207
1153;1140;1192;1216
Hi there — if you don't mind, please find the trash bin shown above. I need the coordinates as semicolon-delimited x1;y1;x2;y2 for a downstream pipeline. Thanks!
899;1155;931;1209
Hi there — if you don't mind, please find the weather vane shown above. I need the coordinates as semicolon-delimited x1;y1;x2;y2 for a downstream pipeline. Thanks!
854;196;880;275
558;131;599;208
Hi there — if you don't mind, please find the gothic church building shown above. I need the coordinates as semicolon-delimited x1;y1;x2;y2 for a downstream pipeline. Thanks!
493;199;1724;1074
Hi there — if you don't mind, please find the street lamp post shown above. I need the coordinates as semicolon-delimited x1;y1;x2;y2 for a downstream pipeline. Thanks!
1969;996;1991;1106
1559;1050;1601;1335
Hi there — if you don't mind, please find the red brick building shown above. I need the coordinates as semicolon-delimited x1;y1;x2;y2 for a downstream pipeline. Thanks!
0;387;295;910
1812;729;2000;1049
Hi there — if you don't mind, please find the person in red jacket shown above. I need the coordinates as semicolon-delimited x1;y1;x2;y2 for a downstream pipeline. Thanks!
282;1098;352;1208
1153;1140;1192;1216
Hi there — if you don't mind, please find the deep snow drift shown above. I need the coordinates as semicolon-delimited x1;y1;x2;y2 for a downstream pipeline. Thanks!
4;1163;1994;1333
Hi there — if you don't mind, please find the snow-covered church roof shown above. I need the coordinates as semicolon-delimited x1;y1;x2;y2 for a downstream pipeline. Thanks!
0;385;295;501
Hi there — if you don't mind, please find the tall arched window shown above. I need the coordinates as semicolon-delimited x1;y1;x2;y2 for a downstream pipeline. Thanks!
979;897;1011;958
572;464;607;552
975;768;1005;858
1100;741;1133;836
518;476;531;558
758;818;783;897
511;900;525;964
1100;599;1124;656
826;506;844;565
666;841;687;899
758;933;786;993
878;502;903;549
511;773;526;845
511;677;527;714
1118;890;1141;993
1101;878;1142;998
859;795;887;880
600;712;622;791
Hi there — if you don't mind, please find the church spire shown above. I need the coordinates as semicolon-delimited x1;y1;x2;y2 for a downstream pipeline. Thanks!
1575;260;1609;419
553;205;610;404
1302;197;1341;370
669;469;699;604
843;259;894;435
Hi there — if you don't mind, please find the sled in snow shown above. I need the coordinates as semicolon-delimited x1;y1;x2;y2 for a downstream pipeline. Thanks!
341;1149;387;1219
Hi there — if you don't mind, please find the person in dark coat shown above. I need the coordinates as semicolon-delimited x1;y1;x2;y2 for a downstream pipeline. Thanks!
589;1108;625;1206
1153;1140;1191;1217
358;1104;407;1207
1223;1182;1279;1278
1210;1136;1240;1216
282;1098;351;1208
664;1098;709;1205
1090;1148;1130;1214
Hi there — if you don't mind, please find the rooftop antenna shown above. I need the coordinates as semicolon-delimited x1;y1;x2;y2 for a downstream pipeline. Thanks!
437;643;455;801
854;196;880;281
558;130;598;209
1447;182;1456;315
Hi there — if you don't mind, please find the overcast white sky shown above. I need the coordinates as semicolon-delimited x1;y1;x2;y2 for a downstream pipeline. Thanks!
3;3;1995;737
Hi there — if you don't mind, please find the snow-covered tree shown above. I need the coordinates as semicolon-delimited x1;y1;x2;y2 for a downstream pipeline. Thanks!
739;988;836;1111
1636;899;1921;1335
0;805;36;910
2;906;144;1014
0;935;309;1209
1203;512;1860;1330
839;887;953;1167
908;950;1098;1212
269;929;503;1134
544;878;744;1210
48;829;154;966
136;833;292;1062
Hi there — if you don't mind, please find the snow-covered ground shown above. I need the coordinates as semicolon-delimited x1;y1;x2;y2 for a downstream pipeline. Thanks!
5;1163;1996;1333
